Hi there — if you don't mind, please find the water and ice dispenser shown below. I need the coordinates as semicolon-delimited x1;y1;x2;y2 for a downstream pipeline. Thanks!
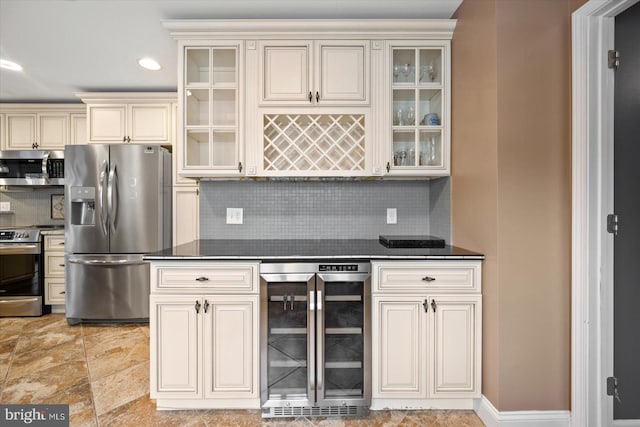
70;187;96;226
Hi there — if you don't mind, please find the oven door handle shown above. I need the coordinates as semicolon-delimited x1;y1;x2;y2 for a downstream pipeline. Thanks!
0;297;40;304
67;258;147;266
0;244;40;254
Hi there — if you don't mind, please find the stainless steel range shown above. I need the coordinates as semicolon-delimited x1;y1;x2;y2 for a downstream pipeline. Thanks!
260;262;371;418
0;227;51;316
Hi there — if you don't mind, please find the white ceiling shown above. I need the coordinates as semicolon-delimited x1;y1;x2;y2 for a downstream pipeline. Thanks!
0;0;462;102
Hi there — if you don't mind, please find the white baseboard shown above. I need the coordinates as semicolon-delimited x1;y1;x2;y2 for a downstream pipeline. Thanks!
613;421;640;427
475;396;570;427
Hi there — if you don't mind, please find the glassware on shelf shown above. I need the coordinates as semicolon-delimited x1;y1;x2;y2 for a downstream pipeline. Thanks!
425;135;438;165
406;106;415;126
395;108;404;126
420;62;437;82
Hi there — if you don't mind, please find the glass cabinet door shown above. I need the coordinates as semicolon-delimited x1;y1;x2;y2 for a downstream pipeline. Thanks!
389;46;446;173
183;46;240;173
265;280;313;404
317;279;367;402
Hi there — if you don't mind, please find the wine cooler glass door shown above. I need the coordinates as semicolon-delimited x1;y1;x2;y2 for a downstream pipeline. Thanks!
315;273;371;407
261;274;316;408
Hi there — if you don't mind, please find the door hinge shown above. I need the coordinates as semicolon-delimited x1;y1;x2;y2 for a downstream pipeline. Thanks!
608;50;620;70
607;376;622;403
607;214;619;236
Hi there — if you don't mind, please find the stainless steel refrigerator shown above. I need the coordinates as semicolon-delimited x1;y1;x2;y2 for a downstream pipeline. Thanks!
64;144;171;324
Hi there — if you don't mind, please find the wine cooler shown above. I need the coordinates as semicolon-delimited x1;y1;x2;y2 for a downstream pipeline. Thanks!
260;262;371;418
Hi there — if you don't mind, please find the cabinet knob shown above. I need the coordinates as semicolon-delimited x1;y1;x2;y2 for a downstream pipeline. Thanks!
60;291;66;295
431;299;437;312
122;137;127;143
195;276;209;282
386;162;391;173
423;299;429;313
195;300;201;313
203;299;210;313
238;162;243;173
421;276;436;282
316;91;320;103
308;91;313;103
59;263;65;267
32;142;39;149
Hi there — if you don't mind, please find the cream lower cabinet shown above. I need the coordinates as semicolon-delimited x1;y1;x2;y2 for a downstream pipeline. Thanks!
150;261;260;409
44;234;66;309
371;261;482;409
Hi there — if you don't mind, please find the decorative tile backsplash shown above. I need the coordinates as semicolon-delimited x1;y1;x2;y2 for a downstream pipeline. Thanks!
199;179;451;241
0;187;66;228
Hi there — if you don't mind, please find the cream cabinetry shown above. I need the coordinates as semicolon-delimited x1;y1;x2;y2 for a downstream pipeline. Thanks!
150;261;260;409
77;92;175;145
371;260;482;409
259;40;369;106
44;234;66;307
179;43;243;176
0;104;85;150
383;42;451;176
164;19;455;179
173;184;200;246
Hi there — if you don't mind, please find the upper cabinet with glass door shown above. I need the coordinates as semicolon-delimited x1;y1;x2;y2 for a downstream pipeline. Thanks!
385;42;450;176
180;43;243;177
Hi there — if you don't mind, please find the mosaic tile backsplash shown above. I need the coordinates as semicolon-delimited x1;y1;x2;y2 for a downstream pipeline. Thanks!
0;187;65;227
199;179;451;241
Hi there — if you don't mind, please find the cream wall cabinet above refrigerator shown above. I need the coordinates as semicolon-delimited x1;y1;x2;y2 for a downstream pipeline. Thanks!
77;92;176;145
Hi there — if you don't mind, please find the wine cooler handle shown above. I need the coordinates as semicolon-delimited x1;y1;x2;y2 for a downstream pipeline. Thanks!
309;291;315;310
316;290;322;311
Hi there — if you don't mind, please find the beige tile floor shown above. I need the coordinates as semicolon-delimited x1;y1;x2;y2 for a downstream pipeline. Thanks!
0;314;485;427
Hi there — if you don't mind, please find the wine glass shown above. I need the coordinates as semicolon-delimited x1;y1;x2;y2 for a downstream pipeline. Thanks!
395;108;404;126
406;106;415;126
402;63;412;82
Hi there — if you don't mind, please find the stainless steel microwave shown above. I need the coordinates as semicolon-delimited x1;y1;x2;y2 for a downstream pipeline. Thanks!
0;150;64;186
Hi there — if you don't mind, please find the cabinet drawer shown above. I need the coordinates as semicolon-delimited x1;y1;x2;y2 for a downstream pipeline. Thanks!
45;235;65;251
153;263;259;293
45;278;66;305
45;254;66;277
373;262;480;293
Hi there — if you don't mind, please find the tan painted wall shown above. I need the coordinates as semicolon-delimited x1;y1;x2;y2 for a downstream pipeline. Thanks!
452;0;579;411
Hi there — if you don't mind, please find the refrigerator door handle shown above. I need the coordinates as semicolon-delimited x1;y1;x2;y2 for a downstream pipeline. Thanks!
99;160;109;236
108;164;119;232
67;257;147;266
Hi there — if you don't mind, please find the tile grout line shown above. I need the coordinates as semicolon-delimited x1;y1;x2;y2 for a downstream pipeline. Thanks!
80;324;101;427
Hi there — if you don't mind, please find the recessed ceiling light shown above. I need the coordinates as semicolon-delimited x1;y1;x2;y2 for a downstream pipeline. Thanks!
0;59;23;71
138;57;161;71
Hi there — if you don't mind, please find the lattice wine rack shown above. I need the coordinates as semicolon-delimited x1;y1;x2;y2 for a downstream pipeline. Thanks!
263;114;366;173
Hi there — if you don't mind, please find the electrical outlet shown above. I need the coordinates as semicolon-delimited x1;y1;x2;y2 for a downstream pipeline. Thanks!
386;208;397;224
0;202;10;212
226;208;243;224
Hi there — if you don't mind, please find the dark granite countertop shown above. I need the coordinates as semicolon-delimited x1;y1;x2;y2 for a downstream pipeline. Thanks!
144;239;484;261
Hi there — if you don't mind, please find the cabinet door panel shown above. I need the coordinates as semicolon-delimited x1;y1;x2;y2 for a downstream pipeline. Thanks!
38;114;68;149
173;186;199;246
88;105;126;142
373;297;426;398
204;295;258;398
6;114;36;149
70;113;87;145
318;43;367;103
431;295;480;397
261;43;311;103
150;296;201;398
129;104;170;143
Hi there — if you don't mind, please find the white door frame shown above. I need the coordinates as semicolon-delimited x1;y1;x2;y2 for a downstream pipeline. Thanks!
572;1;639;426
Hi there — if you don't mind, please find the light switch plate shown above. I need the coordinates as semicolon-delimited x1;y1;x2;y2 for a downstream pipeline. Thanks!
0;202;10;212
226;208;243;224
386;208;397;224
